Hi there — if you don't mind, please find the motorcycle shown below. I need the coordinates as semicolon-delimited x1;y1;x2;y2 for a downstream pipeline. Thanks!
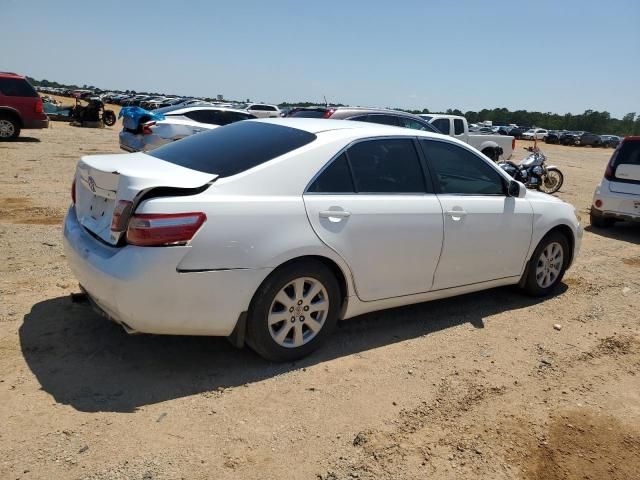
70;97;117;127
498;146;564;194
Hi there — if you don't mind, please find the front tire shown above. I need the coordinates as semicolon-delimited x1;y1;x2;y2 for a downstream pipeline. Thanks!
522;232;570;297
103;110;116;126
539;168;563;194
246;260;341;362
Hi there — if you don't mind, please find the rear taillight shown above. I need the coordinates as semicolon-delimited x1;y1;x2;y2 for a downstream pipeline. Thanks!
35;98;43;113
110;200;133;232
126;212;206;246
323;109;336;118
71;178;77;204
142;121;156;135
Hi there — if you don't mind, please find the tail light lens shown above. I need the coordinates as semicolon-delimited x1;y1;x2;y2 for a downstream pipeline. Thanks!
35;98;43;113
142;121;156;135
111;200;133;232
126;212;206;246
323;109;336;118
71;178;76;204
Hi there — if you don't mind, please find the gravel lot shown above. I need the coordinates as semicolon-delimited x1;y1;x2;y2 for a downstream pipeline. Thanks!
1;119;639;480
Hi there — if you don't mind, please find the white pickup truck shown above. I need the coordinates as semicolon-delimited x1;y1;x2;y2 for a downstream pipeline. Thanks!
419;114;515;161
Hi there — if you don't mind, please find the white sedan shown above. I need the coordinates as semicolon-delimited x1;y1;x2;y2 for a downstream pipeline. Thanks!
119;106;256;152
64;119;582;361
522;128;549;140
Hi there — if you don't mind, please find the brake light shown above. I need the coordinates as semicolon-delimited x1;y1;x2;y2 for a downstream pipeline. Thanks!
126;212;206;246
110;200;133;232
71;178;76;204
35;98;43;113
142;121;156;135
323;109;336;118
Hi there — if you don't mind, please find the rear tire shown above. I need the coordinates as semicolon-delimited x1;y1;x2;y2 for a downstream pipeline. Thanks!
521;232;570;297
590;208;615;228
0;116;20;140
246;260;341;362
103;110;116;126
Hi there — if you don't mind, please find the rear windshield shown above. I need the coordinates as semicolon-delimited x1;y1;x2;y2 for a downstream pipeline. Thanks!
288;109;327;118
613;141;640;168
0;77;38;97
149;121;317;177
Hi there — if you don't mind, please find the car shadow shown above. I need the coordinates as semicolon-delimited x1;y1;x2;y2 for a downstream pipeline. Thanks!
20;284;566;413
585;223;640;245
3;137;41;143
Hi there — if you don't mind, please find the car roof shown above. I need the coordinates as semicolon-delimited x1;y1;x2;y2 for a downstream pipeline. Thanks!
252;117;446;139
0;71;25;79
166;106;254;115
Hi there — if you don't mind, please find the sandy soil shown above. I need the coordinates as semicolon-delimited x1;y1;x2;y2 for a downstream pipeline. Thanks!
0;124;639;480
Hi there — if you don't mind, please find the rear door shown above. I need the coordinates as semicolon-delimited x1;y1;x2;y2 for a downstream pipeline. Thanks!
420;139;533;290
609;141;640;195
303;137;444;301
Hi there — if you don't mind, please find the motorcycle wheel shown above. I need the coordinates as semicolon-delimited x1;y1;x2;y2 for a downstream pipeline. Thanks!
539;168;564;194
103;110;117;127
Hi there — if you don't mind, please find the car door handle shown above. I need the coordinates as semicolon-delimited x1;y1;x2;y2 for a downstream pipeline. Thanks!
319;210;351;220
445;209;467;218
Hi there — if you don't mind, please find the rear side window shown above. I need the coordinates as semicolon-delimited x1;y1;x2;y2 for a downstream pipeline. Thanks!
362;114;399;127
307;154;354;193
421;139;505;195
347;139;426;193
398;117;435;132
149;121;316;177
432;118;450;135
454;119;465;135
0;78;38;97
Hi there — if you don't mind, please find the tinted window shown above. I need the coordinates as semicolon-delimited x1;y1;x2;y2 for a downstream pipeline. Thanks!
613;142;640;169
0;78;38;97
307;154;354;193
398;117;434;132
421;139;505;195
184;110;253;125
289;109;327;118
363;114;399;126
432;118;450;135
347;139;426;193
149;121;316;177
454;119;465;135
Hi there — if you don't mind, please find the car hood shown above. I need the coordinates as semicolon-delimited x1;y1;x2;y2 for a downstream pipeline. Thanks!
525;189;563;203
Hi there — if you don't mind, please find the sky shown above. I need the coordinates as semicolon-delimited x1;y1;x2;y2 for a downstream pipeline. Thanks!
2;0;639;118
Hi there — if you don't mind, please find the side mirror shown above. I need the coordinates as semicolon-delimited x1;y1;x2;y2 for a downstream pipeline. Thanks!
508;180;526;198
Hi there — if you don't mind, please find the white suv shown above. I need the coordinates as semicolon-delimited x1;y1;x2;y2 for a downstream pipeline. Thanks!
591;137;640;227
243;103;281;118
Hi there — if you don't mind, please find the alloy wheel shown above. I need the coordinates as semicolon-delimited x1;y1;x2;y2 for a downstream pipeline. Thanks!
0;119;15;138
268;277;329;348
535;242;564;288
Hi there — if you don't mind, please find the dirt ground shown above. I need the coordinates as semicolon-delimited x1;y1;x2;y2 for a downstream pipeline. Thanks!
0;120;639;480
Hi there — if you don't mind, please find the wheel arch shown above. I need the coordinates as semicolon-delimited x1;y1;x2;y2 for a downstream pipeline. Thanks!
0;107;23;127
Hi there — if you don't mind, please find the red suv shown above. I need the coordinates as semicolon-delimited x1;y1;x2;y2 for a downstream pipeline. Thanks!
0;72;49;140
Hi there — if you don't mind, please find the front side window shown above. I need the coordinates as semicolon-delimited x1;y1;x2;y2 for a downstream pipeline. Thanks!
347;139;426;193
398;117;431;131
432;118;450;135
420;139;505;195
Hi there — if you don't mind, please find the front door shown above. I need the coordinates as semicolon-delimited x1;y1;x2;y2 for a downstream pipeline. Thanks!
303;138;444;301
419;138;533;290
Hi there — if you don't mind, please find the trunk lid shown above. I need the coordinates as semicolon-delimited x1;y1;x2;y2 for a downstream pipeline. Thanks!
74;152;216;245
